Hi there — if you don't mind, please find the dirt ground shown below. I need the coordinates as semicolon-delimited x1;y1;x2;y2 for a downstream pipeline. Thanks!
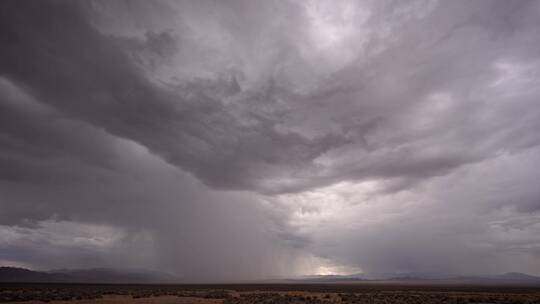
2;283;540;304
5;295;223;304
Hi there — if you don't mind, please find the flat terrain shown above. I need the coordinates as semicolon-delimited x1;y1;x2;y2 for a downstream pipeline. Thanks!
1;283;540;304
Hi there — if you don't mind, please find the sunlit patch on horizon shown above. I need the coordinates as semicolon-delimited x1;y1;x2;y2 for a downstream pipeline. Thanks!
312;257;363;276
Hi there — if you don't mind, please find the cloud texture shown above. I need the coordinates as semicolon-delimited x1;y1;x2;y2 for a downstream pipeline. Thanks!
1;0;540;280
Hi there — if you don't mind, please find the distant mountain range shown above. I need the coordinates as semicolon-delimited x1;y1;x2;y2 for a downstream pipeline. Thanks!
293;271;540;285
2;267;540;285
0;267;179;283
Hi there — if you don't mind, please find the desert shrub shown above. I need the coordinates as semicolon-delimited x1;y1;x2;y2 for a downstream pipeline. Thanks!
204;290;231;299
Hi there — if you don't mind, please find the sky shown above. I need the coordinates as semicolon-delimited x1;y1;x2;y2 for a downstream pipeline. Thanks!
1;0;540;282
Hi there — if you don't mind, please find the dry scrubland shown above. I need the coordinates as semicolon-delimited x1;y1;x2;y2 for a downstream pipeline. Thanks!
1;283;540;304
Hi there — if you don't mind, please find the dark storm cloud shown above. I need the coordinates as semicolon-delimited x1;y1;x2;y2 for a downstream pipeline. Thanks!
0;0;344;194
1;0;540;278
2;0;539;196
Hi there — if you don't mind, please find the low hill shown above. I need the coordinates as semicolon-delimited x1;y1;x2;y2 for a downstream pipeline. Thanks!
295;271;540;285
0;267;179;283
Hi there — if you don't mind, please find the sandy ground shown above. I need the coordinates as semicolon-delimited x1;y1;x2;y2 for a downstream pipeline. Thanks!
6;295;223;304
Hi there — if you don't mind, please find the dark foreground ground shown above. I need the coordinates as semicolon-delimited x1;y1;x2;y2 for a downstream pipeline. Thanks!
1;283;540;304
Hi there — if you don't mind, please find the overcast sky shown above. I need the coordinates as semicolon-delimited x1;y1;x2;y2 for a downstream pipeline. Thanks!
1;0;540;281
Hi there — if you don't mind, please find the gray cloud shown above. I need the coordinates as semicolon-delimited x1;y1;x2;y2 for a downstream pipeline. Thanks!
1;0;540;279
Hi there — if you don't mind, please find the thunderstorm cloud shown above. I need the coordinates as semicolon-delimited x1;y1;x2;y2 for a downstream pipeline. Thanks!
1;0;540;280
